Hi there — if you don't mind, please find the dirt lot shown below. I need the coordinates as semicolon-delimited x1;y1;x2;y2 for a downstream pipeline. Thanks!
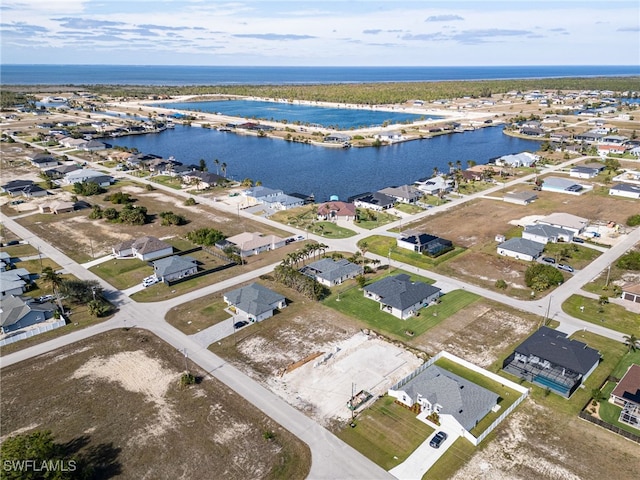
451;400;640;480
404;193;638;292
0;329;310;479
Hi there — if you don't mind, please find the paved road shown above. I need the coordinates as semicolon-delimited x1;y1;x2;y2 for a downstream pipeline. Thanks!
2;139;637;479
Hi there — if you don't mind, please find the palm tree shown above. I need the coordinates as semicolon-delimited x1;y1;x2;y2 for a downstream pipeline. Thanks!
214;158;220;175
40;266;65;314
456;160;462;172
623;333;639;353
432;166;439;178
221;162;228;177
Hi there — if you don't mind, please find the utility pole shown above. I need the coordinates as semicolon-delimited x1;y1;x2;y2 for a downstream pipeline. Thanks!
605;264;611;288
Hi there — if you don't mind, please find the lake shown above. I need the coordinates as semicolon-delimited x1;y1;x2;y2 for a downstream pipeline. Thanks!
152;99;441;130
108;125;540;202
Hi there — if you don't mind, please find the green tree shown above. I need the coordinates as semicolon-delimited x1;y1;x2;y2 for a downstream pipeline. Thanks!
198;158;207;172
626;214;640;227
623;333;638;353
617;251;640;270
61;279;102;304
40;266;65;313
186;228;226;246
524;264;564;291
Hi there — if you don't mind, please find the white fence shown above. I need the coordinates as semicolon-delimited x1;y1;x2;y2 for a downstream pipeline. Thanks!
389;350;529;446
0;319;66;347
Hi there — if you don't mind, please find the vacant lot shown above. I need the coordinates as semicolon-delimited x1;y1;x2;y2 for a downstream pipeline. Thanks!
0;330;310;479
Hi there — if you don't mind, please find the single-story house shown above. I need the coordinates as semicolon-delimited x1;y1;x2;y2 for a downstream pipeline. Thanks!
601;135;628;145
242;186;284;204
379;185;422;204
415;175;453;195
0;252;12;271
2;180;48;198
495;152;539;168
28;153;59;169
38;200;75;214
363;274;441;320
374;131;405;143
324;133;352;144
497;238;544;261
388;364;500;433
621;282;640;303
522;224;574;244
152;255;198;283
317;201;356;222
59;137;89;149
64;169;114;186
44;164;81;178
0;295;55;334
609;364;640;430
569;166;600;179
541;176;590;195
262;193;305;211
223;283;287;322
299;258;361;287
502;326;601;397
82;139;108;151
503;191;538;205
353;192;396;211
536;213;589;235
597;144;627;157
182;171;226;189
609;183;640;199
574;131;603;143
112;236;173;261
224;232;286;257
0;268;32;297
397;233;453;257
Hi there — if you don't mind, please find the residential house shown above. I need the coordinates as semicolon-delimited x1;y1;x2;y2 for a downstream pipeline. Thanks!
0;252;12;272
374;131;405;143
223;283;287;322
609;183;640;199
300;258;361;287
262;193;305;211
353;192;396;211
0;295;55;334
324;133;352;144
397;233;453;257
574;131;604;143
503;191;538;205
317;201;356;222
569;166;600;179
601;135;628;145
27;153;59;169
415;175;453;195
495;152;540;168
64;169;114;186
44;164;81;179
597;144;627;157
496;238;544;261
0;268;32;297
152;255;198;283
1;180;48;198
38;200;75;214
242;186;284;205
112;236;173;261
522;224;574;244
536;213;589;235
363;274;441;320
609;364;640;430
621;282;640;303
182;171;226;189
388;364;499;433
223;232;286;257
502;326;601;397
612;170;640;186
379;185;422;204
59;137;89;149
541;176;590;195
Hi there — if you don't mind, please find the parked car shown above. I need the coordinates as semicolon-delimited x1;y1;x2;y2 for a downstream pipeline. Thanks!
37;294;55;303
430;431;448;449
294;235;305;241
541;257;556;264
142;276;159;287
557;264;574;273
572;237;584;243
234;320;249;329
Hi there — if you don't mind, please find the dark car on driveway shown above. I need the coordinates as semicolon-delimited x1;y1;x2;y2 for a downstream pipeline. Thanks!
234;320;249;329
572;237;584;244
429;431;448;448
541;257;556;264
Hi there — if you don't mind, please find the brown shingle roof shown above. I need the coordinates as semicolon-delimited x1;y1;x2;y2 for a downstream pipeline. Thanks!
611;364;640;405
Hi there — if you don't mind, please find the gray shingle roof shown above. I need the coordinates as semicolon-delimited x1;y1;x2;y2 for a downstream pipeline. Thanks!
523;224;572;239
301;258;361;282
153;255;197;277
498;237;544;257
364;274;441;311
225;283;285;316
514;326;600;375
401;365;499;431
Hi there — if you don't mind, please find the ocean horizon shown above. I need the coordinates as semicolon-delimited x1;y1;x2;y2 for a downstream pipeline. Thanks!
2;64;639;86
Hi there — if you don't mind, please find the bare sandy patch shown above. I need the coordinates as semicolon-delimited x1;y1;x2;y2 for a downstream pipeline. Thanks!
0;423;40;443
72;350;179;445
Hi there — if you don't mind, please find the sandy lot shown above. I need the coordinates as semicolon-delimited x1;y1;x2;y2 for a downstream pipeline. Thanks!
265;331;423;423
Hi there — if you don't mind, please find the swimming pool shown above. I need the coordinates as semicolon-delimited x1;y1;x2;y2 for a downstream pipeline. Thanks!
534;375;571;395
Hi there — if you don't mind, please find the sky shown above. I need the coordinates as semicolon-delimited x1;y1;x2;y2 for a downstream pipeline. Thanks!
1;0;639;66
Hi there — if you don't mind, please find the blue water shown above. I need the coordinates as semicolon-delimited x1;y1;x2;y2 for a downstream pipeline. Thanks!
2;65;638;85
153;99;439;130
107;125;538;201
534;375;570;395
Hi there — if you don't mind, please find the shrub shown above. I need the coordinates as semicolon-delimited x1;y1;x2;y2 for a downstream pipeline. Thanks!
186;227;226;246
617;250;640;270
525;263;564;291
626;214;640;227
184;197;197;206
180;373;196;387
495;279;508;290
145;183;155;191
159;211;187;226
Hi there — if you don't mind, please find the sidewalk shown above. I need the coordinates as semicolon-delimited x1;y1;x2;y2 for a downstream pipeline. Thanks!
81;254;115;268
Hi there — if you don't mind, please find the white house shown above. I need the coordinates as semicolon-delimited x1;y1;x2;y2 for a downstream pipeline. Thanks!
64;169;113;186
415;175;453;195
609;183;640;199
224;232;286;257
300;258;361;287
536;213;589;235
224;283;286;322
497;238;544;262
495;152;539;168
522;224;574;244
112;236;173;261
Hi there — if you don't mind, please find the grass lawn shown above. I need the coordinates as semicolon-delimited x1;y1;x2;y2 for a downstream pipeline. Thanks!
336;395;434;471
310;221;357;239
423;436;477;480
433;358;522;438
598;380;640;436
354;210;400;230
0;243;39;258
90;257;150;290
150;175;183;189
360;235;466;269
562;294;640;335
457;181;496;195
542;243;602;269
324;272;479;340
165;296;231;335
394;203;425;215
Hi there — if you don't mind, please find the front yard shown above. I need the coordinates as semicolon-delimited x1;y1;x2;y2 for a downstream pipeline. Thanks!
562;294;640;335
